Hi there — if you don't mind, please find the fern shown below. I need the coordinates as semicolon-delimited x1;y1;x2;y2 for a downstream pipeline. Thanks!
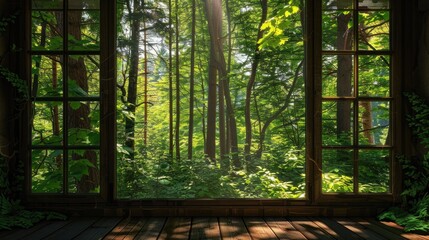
378;92;429;233
0;195;67;230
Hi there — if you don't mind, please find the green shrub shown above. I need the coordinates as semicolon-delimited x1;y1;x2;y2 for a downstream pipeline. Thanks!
378;92;429;233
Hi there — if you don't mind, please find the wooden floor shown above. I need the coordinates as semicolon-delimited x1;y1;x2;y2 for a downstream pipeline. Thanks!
1;217;428;240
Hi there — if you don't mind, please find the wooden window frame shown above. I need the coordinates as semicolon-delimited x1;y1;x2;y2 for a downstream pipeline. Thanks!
22;0;404;215
312;0;402;204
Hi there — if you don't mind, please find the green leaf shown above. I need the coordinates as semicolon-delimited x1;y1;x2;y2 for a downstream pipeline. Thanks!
70;102;82;110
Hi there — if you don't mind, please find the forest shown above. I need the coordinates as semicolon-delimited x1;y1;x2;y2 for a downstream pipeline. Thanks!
29;0;391;199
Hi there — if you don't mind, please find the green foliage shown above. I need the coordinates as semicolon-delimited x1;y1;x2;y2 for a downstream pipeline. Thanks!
258;2;301;49
378;92;429;233
322;172;353;193
0;66;28;102
0;195;66;230
0;154;9;195
1;12;28;103
0;12;18;35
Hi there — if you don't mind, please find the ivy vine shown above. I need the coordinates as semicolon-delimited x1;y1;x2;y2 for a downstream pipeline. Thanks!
0;66;28;102
378;92;429;233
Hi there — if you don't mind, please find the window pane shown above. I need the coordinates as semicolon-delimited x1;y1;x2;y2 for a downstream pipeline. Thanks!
68;11;100;51
322;149;354;193
32;149;63;193
358;101;390;145
67;102;100;145
68;149;100;193
358;11;390;51
32;55;63;98
358;149;390;193
68;55;100;97
116;1;306;199
322;101;354;146
323;0;353;10
32;11;63;51
32;0;63;9
68;0;100;10
358;0;389;10
322;11;354;51
32;102;63;146
358;55;390;97
322;55;354;97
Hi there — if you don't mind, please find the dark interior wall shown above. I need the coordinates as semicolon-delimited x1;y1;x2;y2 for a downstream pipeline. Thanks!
417;0;429;100
0;0;11;155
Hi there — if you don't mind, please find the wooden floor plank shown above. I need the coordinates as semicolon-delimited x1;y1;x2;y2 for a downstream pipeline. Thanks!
134;217;166;240
122;218;149;240
243;217;278;240
103;217;133;240
310;217;364;240
335;218;388;240
353;218;407;240
218;217;252;240
287;217;336;240
20;219;72;240
1;220;61;240
367;219;429;240
3;217;429;239
73;217;122;240
190;217;221;240
43;217;99;240
265;217;307;240
158;217;191;240
114;218;142;240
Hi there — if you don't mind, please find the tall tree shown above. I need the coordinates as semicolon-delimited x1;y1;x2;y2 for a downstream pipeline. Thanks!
187;0;196;160
68;11;99;193
203;0;221;162
203;0;239;166
168;0;174;158
124;0;142;160
336;12;353;143
244;0;268;172
175;0;181;160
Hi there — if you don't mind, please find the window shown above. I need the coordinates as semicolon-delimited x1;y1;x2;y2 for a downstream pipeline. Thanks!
26;0;398;206
30;0;102;194
317;0;394;197
115;0;306;199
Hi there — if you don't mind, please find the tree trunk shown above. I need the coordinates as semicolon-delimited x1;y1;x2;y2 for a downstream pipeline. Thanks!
187;0;196;160
203;0;240;167
225;0;232;158
168;0;174;158
336;13;353;144
219;77;228;171
205;45;217;162
360;101;374;144
143;22;148;146
255;61;303;159
175;0;181;160
125;0;141;161
68;11;99;193
244;0;267;172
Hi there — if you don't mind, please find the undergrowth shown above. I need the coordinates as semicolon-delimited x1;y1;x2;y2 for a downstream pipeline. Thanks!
0;194;66;230
378;92;429;233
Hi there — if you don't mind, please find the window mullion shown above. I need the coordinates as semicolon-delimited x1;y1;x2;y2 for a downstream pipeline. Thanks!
62;0;69;195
